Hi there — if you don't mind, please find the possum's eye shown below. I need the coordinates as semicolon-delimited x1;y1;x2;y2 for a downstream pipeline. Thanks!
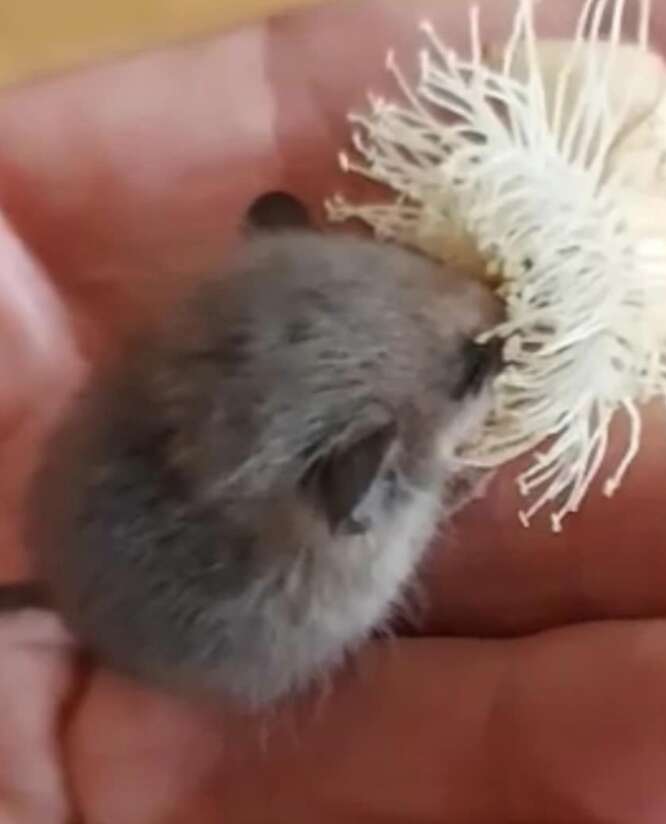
300;417;398;536
452;337;503;400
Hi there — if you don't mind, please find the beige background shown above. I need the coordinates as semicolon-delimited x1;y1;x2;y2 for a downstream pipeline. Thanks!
0;0;327;88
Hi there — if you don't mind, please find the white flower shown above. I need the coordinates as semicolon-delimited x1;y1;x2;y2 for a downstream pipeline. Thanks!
327;0;666;532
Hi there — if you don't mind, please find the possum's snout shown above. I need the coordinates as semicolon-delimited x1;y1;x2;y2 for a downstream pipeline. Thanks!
452;336;504;400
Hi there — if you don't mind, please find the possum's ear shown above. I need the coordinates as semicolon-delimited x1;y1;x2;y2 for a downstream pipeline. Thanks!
301;413;398;536
243;191;311;232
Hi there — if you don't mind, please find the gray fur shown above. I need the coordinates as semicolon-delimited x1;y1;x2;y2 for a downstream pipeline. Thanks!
24;230;501;708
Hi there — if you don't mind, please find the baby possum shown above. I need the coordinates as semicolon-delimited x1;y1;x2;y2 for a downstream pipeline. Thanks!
17;225;501;708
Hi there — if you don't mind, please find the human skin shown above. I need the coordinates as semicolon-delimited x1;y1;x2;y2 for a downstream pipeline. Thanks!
1;1;666;822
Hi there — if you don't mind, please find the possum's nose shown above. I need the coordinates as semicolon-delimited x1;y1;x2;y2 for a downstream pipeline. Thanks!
451;336;504;400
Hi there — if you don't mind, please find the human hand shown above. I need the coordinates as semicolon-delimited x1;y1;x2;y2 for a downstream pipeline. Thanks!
2;1;666;821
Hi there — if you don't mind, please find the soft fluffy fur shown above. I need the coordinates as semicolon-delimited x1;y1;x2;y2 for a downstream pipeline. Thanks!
26;231;501;707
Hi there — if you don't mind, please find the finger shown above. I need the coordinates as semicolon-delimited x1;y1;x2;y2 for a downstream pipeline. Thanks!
68;619;666;823
0;211;83;581
0;23;280;363
266;0;590;208
420;400;666;637
210;621;666;823
0;0;590;360
0;608;77;824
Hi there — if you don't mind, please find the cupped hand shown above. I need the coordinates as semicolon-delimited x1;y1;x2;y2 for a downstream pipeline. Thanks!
1;1;666;822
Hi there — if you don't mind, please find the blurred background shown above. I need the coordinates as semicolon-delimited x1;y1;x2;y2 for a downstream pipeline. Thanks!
0;0;325;88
